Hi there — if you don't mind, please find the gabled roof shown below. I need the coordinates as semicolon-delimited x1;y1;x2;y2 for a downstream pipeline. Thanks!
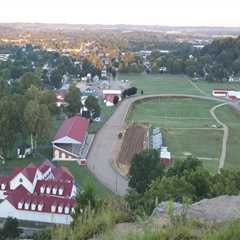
21;164;38;183
52;166;73;183
53;116;89;144
9;164;37;183
38;160;55;174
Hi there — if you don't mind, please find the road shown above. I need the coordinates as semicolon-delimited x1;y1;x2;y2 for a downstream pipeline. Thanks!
210;103;229;171
87;94;227;196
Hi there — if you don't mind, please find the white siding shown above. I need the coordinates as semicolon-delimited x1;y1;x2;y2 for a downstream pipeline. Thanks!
0;200;73;225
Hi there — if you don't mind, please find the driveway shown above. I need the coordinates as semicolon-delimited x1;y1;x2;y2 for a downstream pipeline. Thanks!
87;94;227;196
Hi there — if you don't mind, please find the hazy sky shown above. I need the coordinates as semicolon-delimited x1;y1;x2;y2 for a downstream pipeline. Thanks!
1;0;240;26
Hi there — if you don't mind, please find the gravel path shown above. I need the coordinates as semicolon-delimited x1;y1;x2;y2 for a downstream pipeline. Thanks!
87;94;227;196
210;103;229;171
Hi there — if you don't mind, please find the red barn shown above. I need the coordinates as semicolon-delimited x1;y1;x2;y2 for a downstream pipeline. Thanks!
52;116;89;165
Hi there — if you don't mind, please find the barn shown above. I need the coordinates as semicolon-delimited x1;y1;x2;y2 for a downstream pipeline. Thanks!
52;116;90;165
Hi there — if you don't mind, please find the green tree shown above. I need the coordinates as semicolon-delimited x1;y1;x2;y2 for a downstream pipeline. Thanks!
65;85;82;117
0;96;19;159
24;101;51;150
0;217;22;240
146;176;195;204
128;149;165;194
85;96;101;119
20;72;41;91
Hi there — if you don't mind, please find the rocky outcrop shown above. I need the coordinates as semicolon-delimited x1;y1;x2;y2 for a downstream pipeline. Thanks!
153;195;240;222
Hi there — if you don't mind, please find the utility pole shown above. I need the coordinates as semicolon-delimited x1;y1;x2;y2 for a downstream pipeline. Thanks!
115;174;118;194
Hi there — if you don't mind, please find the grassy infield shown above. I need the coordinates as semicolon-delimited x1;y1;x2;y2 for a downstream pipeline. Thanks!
123;73;240;173
2;74;240;197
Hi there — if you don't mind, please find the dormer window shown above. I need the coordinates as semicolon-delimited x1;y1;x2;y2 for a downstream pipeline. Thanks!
51;204;57;213
46;186;51;194
38;203;44;211
58;187;64;196
58;205;63;213
19;178;23;183
52;187;57;195
31;202;36;211
24;202;30;210
1;183;6;190
64;206;70;214
40;186;45;194
18;201;23;209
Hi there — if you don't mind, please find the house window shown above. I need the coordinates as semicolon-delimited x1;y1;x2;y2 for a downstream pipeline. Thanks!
19;178;23;183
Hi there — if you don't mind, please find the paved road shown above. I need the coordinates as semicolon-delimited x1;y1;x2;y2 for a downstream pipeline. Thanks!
87;94;227;196
210;103;229;171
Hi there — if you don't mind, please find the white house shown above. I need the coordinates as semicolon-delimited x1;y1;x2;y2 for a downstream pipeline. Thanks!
102;89;122;107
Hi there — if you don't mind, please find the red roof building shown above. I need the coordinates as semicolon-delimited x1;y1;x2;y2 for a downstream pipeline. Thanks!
0;160;77;224
52;116;90;164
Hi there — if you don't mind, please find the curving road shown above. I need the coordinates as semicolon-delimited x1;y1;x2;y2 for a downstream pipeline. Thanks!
210;103;229;171
87;94;227;196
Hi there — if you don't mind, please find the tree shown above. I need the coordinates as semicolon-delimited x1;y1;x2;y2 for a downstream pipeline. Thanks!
0;217;22;240
128;149;165;194
166;157;203;178
0;96;19;159
122;87;138;98
20;72;41;91
85;96;101;119
50;69;62;89
24;101;51;150
113;96;119;105
64;85;82;117
145;176;195;204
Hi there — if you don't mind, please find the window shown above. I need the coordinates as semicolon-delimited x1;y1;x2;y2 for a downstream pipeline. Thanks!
19;178;23;183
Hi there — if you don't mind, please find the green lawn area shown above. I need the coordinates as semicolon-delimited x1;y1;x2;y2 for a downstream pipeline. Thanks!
215;105;240;171
88;100;116;134
193;80;240;96
59;161;112;197
127;98;224;173
128;98;219;128
118;73;202;95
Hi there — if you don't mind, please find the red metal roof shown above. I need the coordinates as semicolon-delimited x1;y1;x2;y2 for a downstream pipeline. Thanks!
21;165;38;183
52;166;73;183
54;116;89;143
7;186;76;215
38;160;55;174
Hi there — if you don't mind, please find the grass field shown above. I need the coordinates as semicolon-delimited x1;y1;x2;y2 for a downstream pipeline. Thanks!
215;105;240;171
118;73;240;97
127;98;225;173
118;73;201;95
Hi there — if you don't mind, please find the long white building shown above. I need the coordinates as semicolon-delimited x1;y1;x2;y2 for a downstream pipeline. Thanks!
0;160;77;225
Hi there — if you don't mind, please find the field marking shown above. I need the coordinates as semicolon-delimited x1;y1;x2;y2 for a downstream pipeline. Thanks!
150;116;213;120
172;155;219;161
210;103;229;171
165;127;223;130
187;79;209;96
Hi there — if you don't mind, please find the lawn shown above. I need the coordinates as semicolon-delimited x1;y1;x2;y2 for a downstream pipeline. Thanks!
128;98;219;128
194;80;240;96
215;105;240;171
88;100;116;134
118;73;240;97
59;161;113;197
127;98;223;173
118;73;202;95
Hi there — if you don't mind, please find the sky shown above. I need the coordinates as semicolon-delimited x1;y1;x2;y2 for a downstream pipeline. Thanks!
0;0;240;27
